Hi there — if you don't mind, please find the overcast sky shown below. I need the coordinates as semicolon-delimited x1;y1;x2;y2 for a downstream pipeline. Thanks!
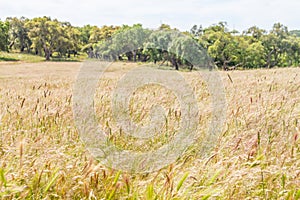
1;0;299;32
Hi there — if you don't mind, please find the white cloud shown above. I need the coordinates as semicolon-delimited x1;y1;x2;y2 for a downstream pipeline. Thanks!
0;0;299;31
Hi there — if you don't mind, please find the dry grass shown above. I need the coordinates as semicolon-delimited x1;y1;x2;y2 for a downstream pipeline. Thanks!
0;62;299;199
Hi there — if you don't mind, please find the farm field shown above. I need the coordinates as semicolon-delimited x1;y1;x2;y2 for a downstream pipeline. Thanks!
0;62;300;199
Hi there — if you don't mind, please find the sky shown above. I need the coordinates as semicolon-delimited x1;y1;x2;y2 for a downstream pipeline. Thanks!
1;0;300;32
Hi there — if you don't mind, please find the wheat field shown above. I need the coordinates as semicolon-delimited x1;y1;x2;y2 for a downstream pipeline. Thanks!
0;62;299;199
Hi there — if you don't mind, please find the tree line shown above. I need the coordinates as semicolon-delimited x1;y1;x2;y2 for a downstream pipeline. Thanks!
0;16;300;70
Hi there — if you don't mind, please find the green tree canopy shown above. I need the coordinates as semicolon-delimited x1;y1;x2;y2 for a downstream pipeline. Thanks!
0;20;9;51
6;17;31;52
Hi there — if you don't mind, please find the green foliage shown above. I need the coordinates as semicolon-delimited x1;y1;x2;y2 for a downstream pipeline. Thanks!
77;25;93;45
202;23;239;69
92;21;300;70
0;20;9;51
245;41;266;68
290;30;300;37
190;25;203;38
243;26;266;41
6;17;31;52
95;24;151;61
143;30;174;64
201;22;300;69
89;25;119;44
159;23;172;30
25;17;81;60
95;27;208;70
1;16;300;69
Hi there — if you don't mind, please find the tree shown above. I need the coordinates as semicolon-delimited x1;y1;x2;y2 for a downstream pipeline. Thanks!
95;26;206;70
0;19;9;51
55;22;81;57
290;30;300;37
25;17;79;60
143;30;179;69
201;22;240;70
169;34;208;70
26;17;57;60
244;41;266;68
89;26;102;44
81;25;120;57
6;17;31;52
159;24;172;30
77;25;93;46
144;30;207;70
2;15;299;69
271;23;289;39
96;24;150;61
190;25;203;39
261;23;290;68
243;26;266;41
280;35;300;66
261;33;280;68
89;25;120;44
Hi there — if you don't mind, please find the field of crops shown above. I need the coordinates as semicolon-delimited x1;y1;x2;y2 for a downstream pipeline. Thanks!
0;62;299;199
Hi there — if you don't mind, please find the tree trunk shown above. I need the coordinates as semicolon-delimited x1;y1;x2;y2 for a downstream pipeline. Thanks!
125;52;133;61
8;41;14;49
45;51;50;60
44;48;51;61
146;55;150;62
266;48;278;68
222;59;231;71
190;64;194;71
133;50;137;62
222;61;228;70
171;57;179;70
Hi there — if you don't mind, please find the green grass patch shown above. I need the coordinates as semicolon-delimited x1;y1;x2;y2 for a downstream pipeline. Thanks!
0;51;45;62
0;51;88;63
0;56;19;61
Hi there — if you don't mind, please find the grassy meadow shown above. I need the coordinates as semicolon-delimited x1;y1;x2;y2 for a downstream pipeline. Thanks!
0;51;86;63
0;61;299;199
